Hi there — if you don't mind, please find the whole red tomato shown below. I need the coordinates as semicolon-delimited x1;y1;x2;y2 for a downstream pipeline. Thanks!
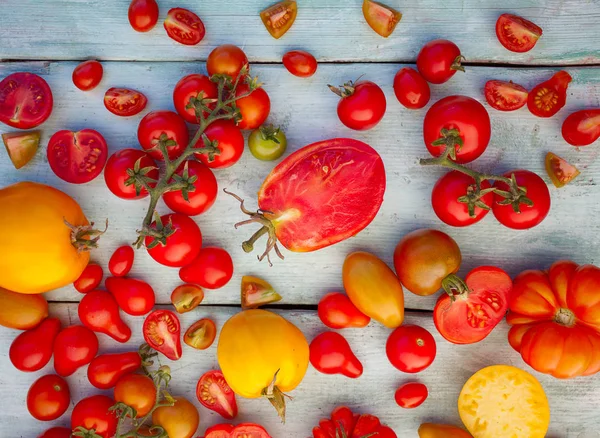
207;44;248;79
105;276;156;316
138;110;190;160
423;95;491;163
173;74;218;123
10;317;61;372
145;213;202;267
78;290;132;343
164;8;205;45
417;39;463;84
496;13;542;53
196;370;238;419
72;60;103;91
386;325;436;373
179;247;233;289
198;120;245;168
87;351;142;389
38;427;72;438
235;85;271;130
109;245;135;277
128;0;159;32
309;331;363;378
104;148;159;200
330;80;386;131
54;325;99;377
104;87;147;117
27;374;70;421
395;382;428;409
71;395;117;438
317;292;370;329
527;71;572;118
484;80;528;111
0;72;53;129
114;373;157;417
73;263;103;293
143;310;182;361
163;160;218;216
393;67;430;110
562;109;600;147
283;50;318;78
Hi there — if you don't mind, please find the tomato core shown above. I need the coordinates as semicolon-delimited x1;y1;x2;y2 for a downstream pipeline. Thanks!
533;87;558;112
554;308;576;327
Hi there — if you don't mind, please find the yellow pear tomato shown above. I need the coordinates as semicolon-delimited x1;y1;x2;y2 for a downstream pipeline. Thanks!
419;423;473;438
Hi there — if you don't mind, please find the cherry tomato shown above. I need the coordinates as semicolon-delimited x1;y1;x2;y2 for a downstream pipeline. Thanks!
492;169;551;230
484;80;528;111
138;110;189;160
330;80;386;131
47;129;108;184
562;109;600;147
393;67;430;110
143;309;182;361
283;50;318;78
109;245;135;277
27;374;70;421
78;290;132;343
310;331;363;378
545;152;580;188
104;87;147;117
423;95;491;163
431;171;493;227
164;7;205;45
235;85;271;130
104;148;159;200
0;72;53;129
171;284;204;313
241;275;282;309
73;263;103;293
152;396;199;438
115;373;157;417
184;318;217;350
207;45;249;79
38;427;72;438
318;292;370;329
417;40;464;84
197;120;245;168
145;213;202;268
1;130;40;169
128;0;159;32
362;0;402;38
105;276;156;316
386;325;436;373
260;0;298;39
395;382;428;409
53;325;99;377
527;70;572;118
496;13;542;53
71;395;117;438
163;160;218;216
87;351;142;389
248;124;287;161
173;74;218;123
196;370;238;419
72;60;103;91
10;317;61;372
179;247;233;289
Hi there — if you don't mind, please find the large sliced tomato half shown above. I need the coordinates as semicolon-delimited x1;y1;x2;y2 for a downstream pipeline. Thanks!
2;130;40;169
362;0;402;38
260;1;297;39
545;152;580;188
496;13;542;53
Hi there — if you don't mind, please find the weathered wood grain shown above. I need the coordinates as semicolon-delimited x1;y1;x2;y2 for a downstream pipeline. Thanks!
0;0;599;65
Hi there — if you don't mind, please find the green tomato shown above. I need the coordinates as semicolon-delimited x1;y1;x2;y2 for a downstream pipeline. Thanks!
248;125;287;161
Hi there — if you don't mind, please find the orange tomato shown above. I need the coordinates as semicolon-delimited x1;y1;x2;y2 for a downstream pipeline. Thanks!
0;287;48;329
114;374;156;417
362;0;402;38
260;0;297;39
152;396;199;438
418;423;472;438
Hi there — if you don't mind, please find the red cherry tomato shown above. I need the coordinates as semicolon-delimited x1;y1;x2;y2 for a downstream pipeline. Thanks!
492;169;551;230
417;39;464;84
386;325;436;373
164;7;205;45
184;318;217;350
395;382;428;409
527;70;572;118
431;170;493;227
104;148;159;200
38;427;72;438
179;247;233;289
393;67;430;110
318;292;370;329
283;50;318;78
484;80;528;111
109;245;135;277
138;110;190;160
496;13;542;53
143;309;182;361
105;276;156;316
53;325;99;377
331;80;386;131
145;213;202;268
309;331;363;378
128;0;159;32
73;263;103;293
562;109;600;147
196;370;238;419
163;160;218;216
10;317;61;372
72;60;103;91
47;129;108;184
87;351;142;389
27;374;70;421
71;395;118;438
0;72;53;129
423;95;491;164
207;45;249;79
173;74;218;123
104;87;147;117
197;120;245;168
78;290;132;343
235;85;271;130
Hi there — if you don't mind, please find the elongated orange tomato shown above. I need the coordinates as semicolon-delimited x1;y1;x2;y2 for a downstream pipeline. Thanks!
0;288;48;329
418;423;472;438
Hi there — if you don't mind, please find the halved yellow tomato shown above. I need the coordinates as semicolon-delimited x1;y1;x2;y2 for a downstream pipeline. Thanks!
545;152;580;188
2;131;40;169
362;0;402;38
260;0;297;39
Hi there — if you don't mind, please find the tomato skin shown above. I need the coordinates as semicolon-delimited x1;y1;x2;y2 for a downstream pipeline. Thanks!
395;382;428;409
138;110;190;160
235;85;271;130
184;318;217;350
78;290;132;343
198;120;245;168
73;263;103;293
484;80;528;111
207;45;248;79
393;67;430;110
87;351;142;389
260;0;298;39
562;109;600;146
104;148;159;200
0;72;53;129
418;423;473;438
310;331;363;378
417;40;463;84
283;51;318;78
72;60;103;91
104;87;148;117
108;245;134;277
128;0;159;32
114;373;157;417
386;325;436;372
152;396;199;438
146;213;202;267
27;374;70;421
10;317;61;372
143;309;182;361
335;80;386;131
545;152;580;188
496;13;542;53
318;292;371;329
527;70;572;118
196;370;238;419
0;287;48;330
38;427;72;438
105;276;156;316
164;8;205;45
173;74;218;123
71;395;118;438
362;0;402;38
53;325;99;377
179;247;233;289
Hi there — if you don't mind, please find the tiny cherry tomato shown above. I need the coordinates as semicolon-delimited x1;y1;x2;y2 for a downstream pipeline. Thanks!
171;284;204;313
241;275;282;309
330;80;386;131
417;39;464;84
184;318;217;350
38;427;72;438
235;84;271;130
260;0;298;39
207;45;249;79
196;370;238;419
283;50;318;78
310;331;363;378
562;109;600;147
248;124;287;161
362;0;402;38
163;160;218;216
10;318;61;372
128;0;159;32
71;395;118;438
145;213;202;268
318;292;370;329
0;72;53;129
164;7;205;46
72;60;103;91
496;13;542;53
78;290;132;343
53;325;99;377
143;309;182;361
386;325;436;373
87;351;142;389
109;245;135;277
395;382;428;409
2;130;40;169
545;152;580;188
179;247;234;289
393;67;430;110
152;396;199;438
104;87;148;117
138;110;189;161
484;80;528;111
105;276;156;316
114;373;157;417
527;70;572;118
197;120;245;168
73;263;103;293
27;374;70;421
104;148;159;200
173;74;218;123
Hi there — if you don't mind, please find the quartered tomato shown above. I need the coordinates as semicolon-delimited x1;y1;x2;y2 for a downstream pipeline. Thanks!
235;85;271;130
496;13;542;53
173;74;218;123
417;40;463;84
170;284;204;313
163;161;217;216
72;61;103;91
527;70;572;118
198;120;245;168
545;152;580;188
484;80;528;111
207;45;248;79
395;382;428;409
104;148;158;200
283;51;318;78
0;72;53;129
47;129;108;184
562;109;600;146
104;87;147;117
145;213;202;267
362;0;402;38
184;318;217;350
74;263;103;293
143;309;182;361
2;130;40;169
393;67;430;110
109;245;135;277
260;0;298;39
138;110;189;160
196;370;238;419
164;7;205;45
128;0;159;32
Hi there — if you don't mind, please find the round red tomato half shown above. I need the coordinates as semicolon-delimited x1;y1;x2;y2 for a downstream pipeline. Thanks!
173;74;218;123
0;72;53;129
164;7;205;46
138;110;189;160
47;129;108;184
104;87;148;117
163;160;218;216
496;13;542;53
104;148;158;199
145;213;202;267
196;370;238;419
527;71;572;118
197;120;245;168
393;67;430;110
143;309;182;361
484;80;528;111
72;60;103;91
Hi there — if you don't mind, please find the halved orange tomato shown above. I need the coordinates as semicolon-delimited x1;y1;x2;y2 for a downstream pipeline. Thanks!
362;0;402;38
545;152;579;188
260;1;297;39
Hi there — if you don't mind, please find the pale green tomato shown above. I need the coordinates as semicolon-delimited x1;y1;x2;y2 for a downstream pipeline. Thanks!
248;125;287;161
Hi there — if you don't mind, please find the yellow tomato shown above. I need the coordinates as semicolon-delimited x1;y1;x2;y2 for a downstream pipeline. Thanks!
419;423;473;438
458;365;550;438
0;182;93;294
152;396;199;438
343;251;404;328
0;287;48;329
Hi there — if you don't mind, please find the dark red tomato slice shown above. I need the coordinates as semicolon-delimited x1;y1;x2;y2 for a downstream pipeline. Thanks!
496;13;542;53
109;245;135;277
198;119;245;168
527;70;572;118
484;80;528;111
393;67;430;110
143;310;182;361
260;0;298;39
138;110;189;161
0;72;53;129
163;160;218;216
562;109;600;147
145;213;202;268
164;8;205;46
196;370;238;419
282;50;318;78
73;263;103;293
231;424;271;438
104;87;148;117
545;152;580;188
104;148;159;199
47;129;108;184
434;266;512;344
128;0;159;32
395;382;428;409
72;61;103;91
173;74;218;123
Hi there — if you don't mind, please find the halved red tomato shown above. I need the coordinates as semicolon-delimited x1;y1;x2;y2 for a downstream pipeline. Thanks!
362;0;402;38
164;8;205;45
104;87;148;117
2;131;40;169
0;72;53;129
196;370;238;419
545;152;580;188
143;310;182;361
260;1;297;39
484;80;528;111
496;13;542;53
527;71;572;118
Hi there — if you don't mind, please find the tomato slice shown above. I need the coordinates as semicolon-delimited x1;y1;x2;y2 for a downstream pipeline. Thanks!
496;13;542;53
362;0;402;38
104;87;148;117
164;7;205;45
47;129;108;184
484;80;528;111
171;284;204;313
204;424;235;438
260;0;298;39
241;276;282;309
184;318;217;350
231;424;271;438
527;70;572;118
0;72;53;129
2;130;40;169
143;310;182;360
545;152;580;188
196;370;238;420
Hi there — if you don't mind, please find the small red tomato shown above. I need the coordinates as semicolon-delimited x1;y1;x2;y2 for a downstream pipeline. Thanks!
53;325;99;377
138;110;190;161
38;427;72;438
173;74;218;123
72;60;103;91
73;263;103;293
496;13;542;53
163;160;218;216
527;70;572;118
0;72;53;129
196;370;238;419
104;148;159;200
330;80;386;131
318;292;371;329
164;7;205;46
27;374;70;421
145;213;202;268
104;87;148;117
128;0;159;32
283;50;318;78
109;245;135;277
143;310;182;361
235;85;271;130
171;284;204;313
197;120;245;169
78;290;132;343
179;247;233;289
395;382;428;409
393;67;430;110
184;318;217;350
417;39;464;84
87;351;142;389
309;331;363;378
386;325;436;373
10;317;61;372
484;80;528;111
206;44;249;79
105;276;156;316
562;109;600;147
71;395;118;438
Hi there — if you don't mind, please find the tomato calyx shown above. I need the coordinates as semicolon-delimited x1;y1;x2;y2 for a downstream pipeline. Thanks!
492;172;534;213
65;218;108;252
456;183;495;217
165;161;199;203
259;124;284;144
554;308;576;327
143;213;177;249
430;128;465;161
71;426;104;438
328;78;363;98
451;55;466;73
261;370;290;423
124;156;159;197
441;274;470;301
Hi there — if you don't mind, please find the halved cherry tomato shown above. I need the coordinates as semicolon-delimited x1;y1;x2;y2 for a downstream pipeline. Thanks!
310;331;363;378
562;109;600;146
496;13;542;53
0;72;53;129
260;0;298;39
395;382;428;409
72;61;103;91
138;110;189;160
393;67;430;110
38;427;72;438
109;245;135;277
386;325;436;372
283;50;318;78
417;40;463;84
71;395;118;438
184;318;217;350
171;284;204;313
179;247;233;289
164;8;205;46
484;80;528;111
104;148;159;200
10;317;61;372
2;130;40;169
47;129;108;184
53;325;99;377
78;290;132;343
318;292;370;329
163;160;218;216
241;275;282;309
362;0;402;38
0;288;48;330
114;373;157;417
207;45;248;79
330;80;386;131
104;87;147;117
105;276;156;316
235;85;271;130
128;0;159;32
545;152;580;188
152;396;199;438
173;74;218;123
143;309;182;361
197;119;245;168
527;71;572;118
73;263;103;293
145;213;202;268
27;374;70;421
87;351;142;389
196;370;238;419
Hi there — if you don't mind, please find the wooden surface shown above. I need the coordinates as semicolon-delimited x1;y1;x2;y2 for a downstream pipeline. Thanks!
1;0;600;437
